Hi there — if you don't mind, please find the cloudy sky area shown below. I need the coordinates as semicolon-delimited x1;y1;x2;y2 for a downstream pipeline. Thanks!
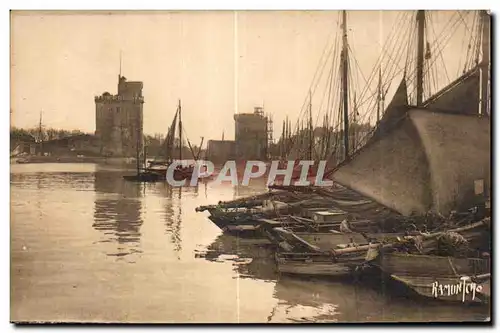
11;10;471;141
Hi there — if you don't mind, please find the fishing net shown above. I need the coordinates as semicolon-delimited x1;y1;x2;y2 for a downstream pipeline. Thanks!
436;231;469;257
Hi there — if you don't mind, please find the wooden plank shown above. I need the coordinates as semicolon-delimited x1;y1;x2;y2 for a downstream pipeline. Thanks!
378;253;490;277
224;224;260;231
274;228;322;252
277;262;353;277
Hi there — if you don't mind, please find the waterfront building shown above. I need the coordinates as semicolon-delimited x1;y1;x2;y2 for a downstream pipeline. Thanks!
234;107;270;160
95;75;144;157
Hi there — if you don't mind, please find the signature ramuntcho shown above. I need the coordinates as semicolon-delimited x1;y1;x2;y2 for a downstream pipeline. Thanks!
431;276;484;302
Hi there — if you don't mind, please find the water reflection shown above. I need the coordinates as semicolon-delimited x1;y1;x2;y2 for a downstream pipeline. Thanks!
198;231;491;323
11;163;491;323
174;188;182;254
232;178;268;199
93;171;144;260
158;185;182;256
197;233;276;281
148;182;205;258
197;233;344;322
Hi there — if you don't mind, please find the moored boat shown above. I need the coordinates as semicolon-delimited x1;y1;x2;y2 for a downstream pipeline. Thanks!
372;252;490;304
122;170;164;182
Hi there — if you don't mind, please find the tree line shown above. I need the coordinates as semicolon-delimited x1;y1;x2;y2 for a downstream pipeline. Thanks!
10;126;89;142
10;127;201;158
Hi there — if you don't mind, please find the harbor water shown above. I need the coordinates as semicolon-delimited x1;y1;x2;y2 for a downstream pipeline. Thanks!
10;163;490;323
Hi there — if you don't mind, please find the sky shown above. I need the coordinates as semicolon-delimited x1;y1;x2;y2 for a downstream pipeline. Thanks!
10;10;476;142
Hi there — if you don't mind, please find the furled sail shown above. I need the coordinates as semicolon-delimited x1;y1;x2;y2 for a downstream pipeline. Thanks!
370;78;409;143
162;109;179;161
322;78;409;179
333;109;490;216
10;144;23;157
423;67;480;115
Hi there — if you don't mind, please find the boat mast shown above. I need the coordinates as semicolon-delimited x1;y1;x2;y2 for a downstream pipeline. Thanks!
136;109;140;174
285;116;290;156
323;112;329;160
480;10;490;116
38;110;43;155
178;99;182;161
341;10;349;160
353;91;357;152
377;68;382;123
38;110;43;140
308;90;313;161
416;10;425;106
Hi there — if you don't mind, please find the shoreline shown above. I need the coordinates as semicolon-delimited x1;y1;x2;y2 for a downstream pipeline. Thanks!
10;156;136;165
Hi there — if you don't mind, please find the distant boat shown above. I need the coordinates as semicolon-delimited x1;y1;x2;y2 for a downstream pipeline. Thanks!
123;171;164;182
122;102;165;182
15;157;30;164
124;99;204;183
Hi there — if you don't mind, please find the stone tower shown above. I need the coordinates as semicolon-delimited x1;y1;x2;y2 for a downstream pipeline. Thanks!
95;76;144;157
234;107;268;160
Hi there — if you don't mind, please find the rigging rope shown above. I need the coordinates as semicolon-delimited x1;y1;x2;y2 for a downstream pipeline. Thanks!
285;10;481;166
406;12;464;99
291;13;342;131
285;14;343;158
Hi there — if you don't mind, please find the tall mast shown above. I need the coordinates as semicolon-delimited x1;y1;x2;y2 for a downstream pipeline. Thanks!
284;117;287;157
143;138;147;169
38;110;43;154
377;67;382;123
287;117;291;151
341;10;349;160
38;110;43;142
301;119;304;146
119;50;122;77
281;120;285;158
308;90;313;160
178;99;182;161
416;10;425;106
480;10;490;116
353;91;357;152
136;109;140;173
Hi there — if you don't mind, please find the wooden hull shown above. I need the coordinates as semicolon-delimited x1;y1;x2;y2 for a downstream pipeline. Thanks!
374;253;491;303
275;251;369;278
145;167;195;180
375;253;490;277
221;224;265;238
263;227;404;252
269;228;407;250
123;172;164;182
277;260;354;277
208;213;265;230
203;197;338;229
123;167;197;183
390;274;490;304
173;168;195;181
272;229;368;252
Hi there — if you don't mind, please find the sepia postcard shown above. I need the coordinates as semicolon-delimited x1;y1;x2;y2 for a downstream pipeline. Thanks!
10;9;491;324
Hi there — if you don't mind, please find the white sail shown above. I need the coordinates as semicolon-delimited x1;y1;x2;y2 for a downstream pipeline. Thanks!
333;109;490;216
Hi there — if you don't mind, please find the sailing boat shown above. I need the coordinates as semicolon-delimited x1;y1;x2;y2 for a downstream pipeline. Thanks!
332;10;491;217
125;99;203;183
327;10;492;300
277;10;360;183
146;102;180;170
169;99;198;181
123;109;164;182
